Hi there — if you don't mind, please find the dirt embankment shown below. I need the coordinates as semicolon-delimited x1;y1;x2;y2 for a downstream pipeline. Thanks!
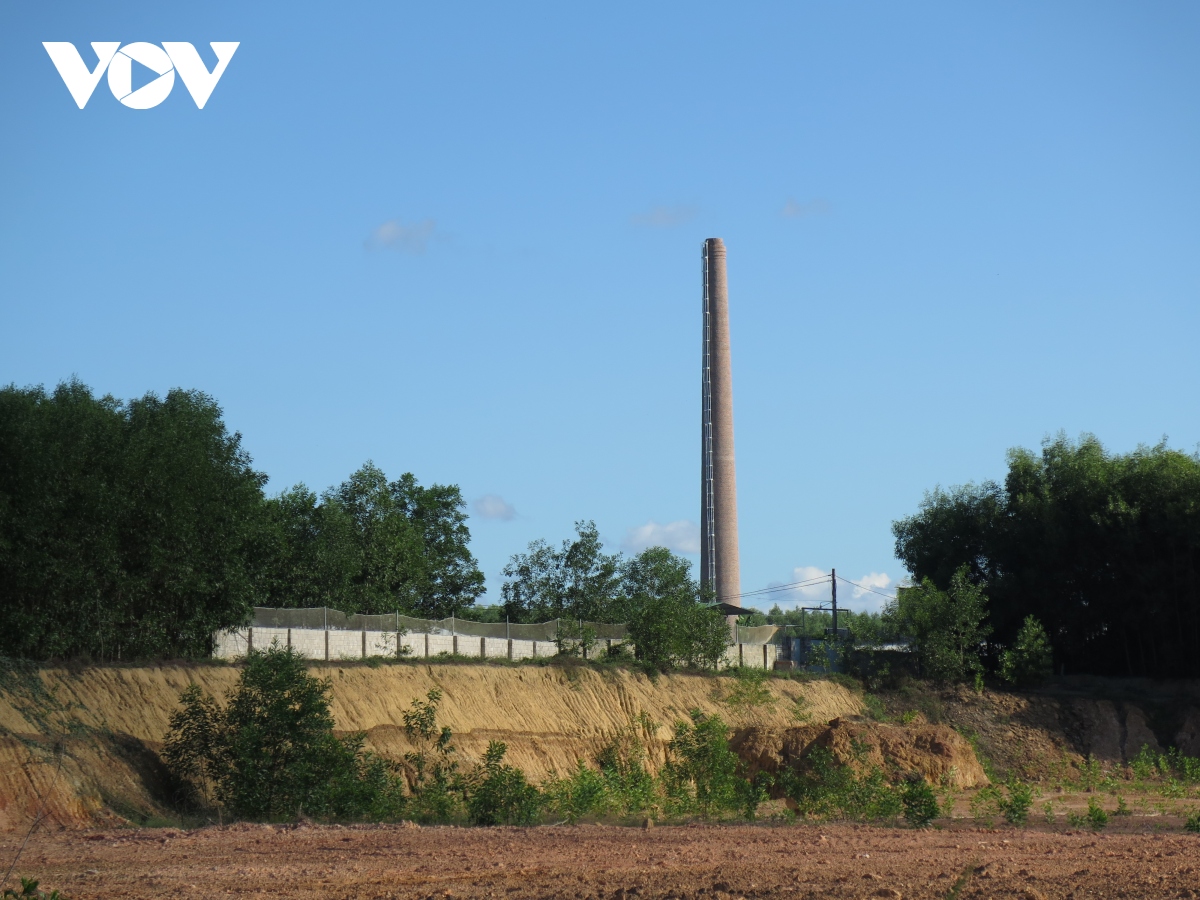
0;661;863;831
733;719;988;790
5;662;1199;833
879;678;1200;783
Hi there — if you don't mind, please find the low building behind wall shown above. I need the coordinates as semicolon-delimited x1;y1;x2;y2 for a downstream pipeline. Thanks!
213;626;777;669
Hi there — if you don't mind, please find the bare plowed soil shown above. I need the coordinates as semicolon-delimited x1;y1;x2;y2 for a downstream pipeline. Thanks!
5;822;1199;900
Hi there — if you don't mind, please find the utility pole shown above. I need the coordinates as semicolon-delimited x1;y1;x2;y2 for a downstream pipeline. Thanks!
830;569;838;673
831;569;837;636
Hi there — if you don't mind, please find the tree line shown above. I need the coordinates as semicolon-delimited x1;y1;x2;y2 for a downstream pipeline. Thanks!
0;380;484;659
0;379;722;665
893;434;1200;678
8;381;1193;678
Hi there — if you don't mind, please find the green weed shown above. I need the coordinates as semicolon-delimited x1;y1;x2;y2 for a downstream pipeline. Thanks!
722;669;775;711
2;878;62;900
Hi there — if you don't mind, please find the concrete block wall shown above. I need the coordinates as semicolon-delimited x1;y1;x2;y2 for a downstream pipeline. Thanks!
214;626;776;668
366;631;397;656
509;639;535;662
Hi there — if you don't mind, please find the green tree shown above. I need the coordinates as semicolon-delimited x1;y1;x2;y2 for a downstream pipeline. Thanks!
164;645;401;820
624;547;728;670
264;463;484;617
260;485;358;610
999;615;1053;686
500;520;623;622
886;565;991;683
894;433;1200;677
0;379;269;659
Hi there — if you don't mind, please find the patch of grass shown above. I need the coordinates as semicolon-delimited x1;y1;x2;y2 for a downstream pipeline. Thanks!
861;693;887;722
790;695;813;724
827;672;863;694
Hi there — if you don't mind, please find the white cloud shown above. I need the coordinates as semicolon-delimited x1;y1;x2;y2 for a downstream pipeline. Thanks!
780;197;831;218
630;204;698;228
365;218;436;254
622;520;700;555
473;494;516;521
848;571;893;601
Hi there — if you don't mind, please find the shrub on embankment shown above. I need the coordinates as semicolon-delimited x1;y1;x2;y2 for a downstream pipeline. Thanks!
161;647;983;827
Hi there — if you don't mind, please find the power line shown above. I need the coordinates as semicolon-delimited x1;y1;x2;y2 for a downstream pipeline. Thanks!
726;575;830;602
834;574;897;601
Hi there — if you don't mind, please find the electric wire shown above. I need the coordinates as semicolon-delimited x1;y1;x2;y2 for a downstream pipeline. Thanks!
834;574;898;601
725;575;830;602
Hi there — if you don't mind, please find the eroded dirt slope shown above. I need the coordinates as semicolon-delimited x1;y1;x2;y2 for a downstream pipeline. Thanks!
0;662;862;830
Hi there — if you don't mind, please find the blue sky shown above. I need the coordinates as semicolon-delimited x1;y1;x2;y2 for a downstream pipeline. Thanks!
3;2;1199;613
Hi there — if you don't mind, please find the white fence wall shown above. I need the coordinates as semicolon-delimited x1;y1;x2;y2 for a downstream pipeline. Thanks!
213;626;776;669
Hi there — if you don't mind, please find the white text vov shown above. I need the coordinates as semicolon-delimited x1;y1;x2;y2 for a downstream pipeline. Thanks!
43;42;239;109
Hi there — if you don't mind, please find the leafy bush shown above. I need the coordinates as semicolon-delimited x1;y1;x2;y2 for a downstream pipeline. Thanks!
594;728;658;816
466;741;542;826
660;710;747;818
999;777;1035;825
779;745;902;822
861;693;887;722
999;616;1053;686
901;777;941;827
1086;796;1108;830
969;777;1035;826
543;727;660;823
543;760;609;823
1185;810;1200;833
885;566;991;684
1131;744;1159;780
630;592;729;672
164;645;404;821
400;688;464;822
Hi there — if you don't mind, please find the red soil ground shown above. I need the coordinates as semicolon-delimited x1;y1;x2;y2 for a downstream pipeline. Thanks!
3;820;1198;900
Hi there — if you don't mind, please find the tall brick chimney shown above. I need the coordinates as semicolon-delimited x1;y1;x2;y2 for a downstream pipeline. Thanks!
700;238;741;605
